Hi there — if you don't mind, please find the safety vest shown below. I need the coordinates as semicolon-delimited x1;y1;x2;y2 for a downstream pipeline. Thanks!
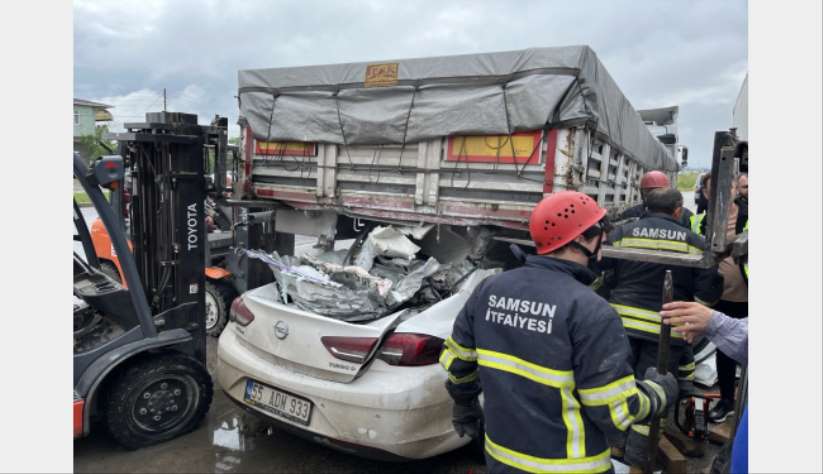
690;212;706;236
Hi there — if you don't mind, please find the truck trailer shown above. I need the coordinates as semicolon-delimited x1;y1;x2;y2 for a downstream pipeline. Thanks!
235;46;679;232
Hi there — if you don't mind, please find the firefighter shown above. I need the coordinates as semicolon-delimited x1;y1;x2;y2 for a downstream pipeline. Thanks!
618;170;693;229
440;191;678;474
601;187;723;465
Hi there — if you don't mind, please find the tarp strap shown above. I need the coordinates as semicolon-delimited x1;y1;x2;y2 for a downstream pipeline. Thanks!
265;91;280;145
500;83;548;184
396;84;419;176
333;89;355;166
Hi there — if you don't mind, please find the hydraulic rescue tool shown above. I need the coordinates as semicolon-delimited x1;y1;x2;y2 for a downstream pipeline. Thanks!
643;270;674;474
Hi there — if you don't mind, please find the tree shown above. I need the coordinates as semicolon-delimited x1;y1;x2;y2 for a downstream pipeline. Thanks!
77;124;118;163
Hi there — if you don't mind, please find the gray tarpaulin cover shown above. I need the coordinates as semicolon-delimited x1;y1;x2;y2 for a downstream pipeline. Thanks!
238;45;676;171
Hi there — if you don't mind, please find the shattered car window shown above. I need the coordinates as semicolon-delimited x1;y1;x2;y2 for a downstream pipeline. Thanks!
242;223;499;322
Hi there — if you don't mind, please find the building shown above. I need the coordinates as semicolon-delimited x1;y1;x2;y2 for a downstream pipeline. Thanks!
74;98;113;160
639;105;688;168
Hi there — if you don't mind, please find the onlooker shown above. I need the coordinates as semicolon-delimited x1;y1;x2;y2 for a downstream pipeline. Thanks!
735;173;748;211
659;301;747;363
689;178;748;423
660;301;748;474
695;172;710;214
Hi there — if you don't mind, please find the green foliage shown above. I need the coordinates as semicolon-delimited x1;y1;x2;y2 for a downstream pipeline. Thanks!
77;124;118;163
676;171;700;191
74;190;110;205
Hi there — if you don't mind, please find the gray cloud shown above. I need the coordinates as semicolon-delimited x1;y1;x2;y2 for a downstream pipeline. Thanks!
75;0;746;168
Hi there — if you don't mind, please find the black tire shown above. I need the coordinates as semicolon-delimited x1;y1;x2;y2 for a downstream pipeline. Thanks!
205;281;234;337
99;261;121;283
104;354;213;450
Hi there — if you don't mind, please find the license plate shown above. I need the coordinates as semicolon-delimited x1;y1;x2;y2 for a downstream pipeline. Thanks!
243;379;313;426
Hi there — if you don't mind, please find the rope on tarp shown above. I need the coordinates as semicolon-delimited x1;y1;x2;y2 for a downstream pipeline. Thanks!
333;89;356;168
501;82;548;184
396;84;419;177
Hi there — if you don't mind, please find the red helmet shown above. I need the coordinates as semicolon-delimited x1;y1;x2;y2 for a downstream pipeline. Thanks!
529;191;607;255
640;170;670;190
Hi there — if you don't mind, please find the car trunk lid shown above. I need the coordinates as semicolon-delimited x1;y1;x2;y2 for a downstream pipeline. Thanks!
237;283;401;383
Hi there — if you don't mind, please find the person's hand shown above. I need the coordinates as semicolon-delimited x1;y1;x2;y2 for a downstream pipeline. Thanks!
660;301;714;343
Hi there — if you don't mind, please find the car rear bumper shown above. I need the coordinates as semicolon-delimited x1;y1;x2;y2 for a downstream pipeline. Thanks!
216;326;468;460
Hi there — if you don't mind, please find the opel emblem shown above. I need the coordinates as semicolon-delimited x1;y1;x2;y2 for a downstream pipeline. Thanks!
274;320;289;340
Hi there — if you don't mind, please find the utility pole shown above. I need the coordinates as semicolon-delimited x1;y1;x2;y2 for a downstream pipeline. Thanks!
163;88;167;112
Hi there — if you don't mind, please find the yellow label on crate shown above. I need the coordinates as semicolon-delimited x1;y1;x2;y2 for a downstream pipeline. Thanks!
364;63;399;87
255;141;317;156
447;132;541;164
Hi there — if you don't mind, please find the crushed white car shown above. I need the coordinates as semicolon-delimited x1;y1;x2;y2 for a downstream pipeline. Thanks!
216;223;505;460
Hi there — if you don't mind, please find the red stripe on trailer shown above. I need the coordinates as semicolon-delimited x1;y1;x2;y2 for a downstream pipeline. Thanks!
543;128;558;194
243;126;254;194
255;187;316;203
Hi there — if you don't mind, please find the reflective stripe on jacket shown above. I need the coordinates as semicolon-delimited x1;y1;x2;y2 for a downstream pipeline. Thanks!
442;256;654;473
602;213;723;344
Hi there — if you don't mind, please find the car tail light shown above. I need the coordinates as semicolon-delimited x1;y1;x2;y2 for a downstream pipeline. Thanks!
378;333;444;366
229;297;255;326
321;336;377;364
73;399;85;438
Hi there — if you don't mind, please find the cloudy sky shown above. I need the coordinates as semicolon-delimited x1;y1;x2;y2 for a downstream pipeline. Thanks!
74;0;747;169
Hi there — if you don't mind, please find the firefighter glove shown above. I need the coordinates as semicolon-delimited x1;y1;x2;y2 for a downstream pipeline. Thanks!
452;398;484;440
623;424;651;467
639;367;679;417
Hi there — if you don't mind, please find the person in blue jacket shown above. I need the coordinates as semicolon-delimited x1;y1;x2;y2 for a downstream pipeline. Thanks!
661;301;748;473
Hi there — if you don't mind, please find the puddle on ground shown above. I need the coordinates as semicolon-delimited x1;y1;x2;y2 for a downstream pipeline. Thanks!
209;410;267;473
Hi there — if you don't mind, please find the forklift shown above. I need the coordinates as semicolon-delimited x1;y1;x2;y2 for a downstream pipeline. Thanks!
73;112;219;449
88;121;278;337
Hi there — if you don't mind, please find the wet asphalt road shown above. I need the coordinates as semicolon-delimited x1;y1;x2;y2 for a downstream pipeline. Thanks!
72;325;718;474
73;337;486;474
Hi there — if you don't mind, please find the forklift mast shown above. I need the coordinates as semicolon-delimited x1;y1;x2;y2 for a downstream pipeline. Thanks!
111;112;228;362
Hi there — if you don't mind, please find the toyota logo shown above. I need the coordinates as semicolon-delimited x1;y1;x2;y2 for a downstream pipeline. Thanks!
274;320;289;340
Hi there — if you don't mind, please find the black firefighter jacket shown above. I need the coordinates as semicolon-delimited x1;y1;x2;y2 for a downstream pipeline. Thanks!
601;213;723;345
440;256;657;473
618;203;694;230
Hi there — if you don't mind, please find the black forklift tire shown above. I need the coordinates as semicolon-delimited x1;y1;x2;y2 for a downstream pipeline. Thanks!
104;354;213;450
205;281;234;337
99;261;121;283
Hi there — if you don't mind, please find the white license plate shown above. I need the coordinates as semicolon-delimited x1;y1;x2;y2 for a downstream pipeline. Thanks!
244;379;313;426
